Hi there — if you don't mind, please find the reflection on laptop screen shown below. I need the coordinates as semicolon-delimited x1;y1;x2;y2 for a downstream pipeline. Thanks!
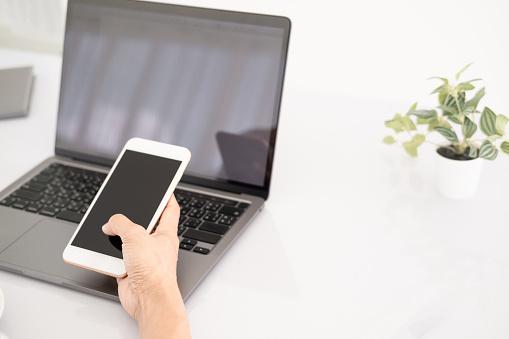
56;1;288;188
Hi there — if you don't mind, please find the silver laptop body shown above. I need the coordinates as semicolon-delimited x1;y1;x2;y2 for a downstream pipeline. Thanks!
0;0;290;302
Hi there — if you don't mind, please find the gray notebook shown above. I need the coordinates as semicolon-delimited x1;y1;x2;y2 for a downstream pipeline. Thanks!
0;66;34;119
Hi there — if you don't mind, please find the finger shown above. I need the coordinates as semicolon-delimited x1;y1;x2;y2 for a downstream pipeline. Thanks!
102;214;144;240
102;223;116;236
153;194;180;237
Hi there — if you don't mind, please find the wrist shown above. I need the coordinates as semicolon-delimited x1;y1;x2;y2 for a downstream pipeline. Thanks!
137;282;191;339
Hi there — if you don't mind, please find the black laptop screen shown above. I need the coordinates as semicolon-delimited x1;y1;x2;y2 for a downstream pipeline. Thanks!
56;0;290;197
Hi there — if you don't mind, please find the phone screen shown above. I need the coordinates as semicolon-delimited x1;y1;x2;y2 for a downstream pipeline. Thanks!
71;150;182;259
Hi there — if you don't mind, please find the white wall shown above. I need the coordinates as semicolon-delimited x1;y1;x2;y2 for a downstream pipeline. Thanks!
166;0;509;115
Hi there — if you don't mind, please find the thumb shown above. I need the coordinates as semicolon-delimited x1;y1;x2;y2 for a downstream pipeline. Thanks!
102;214;145;240
152;194;180;238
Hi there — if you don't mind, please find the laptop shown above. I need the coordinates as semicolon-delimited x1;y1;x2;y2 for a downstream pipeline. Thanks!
0;0;290;302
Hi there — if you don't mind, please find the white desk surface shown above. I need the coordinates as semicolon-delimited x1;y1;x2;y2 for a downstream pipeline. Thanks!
1;1;509;338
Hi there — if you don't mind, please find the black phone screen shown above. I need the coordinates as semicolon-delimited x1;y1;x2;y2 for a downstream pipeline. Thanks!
71;150;182;259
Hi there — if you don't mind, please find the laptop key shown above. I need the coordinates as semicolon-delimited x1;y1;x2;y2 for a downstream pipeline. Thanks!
203;202;221;211
179;243;194;250
238;202;250;209
22;182;46;192
56;210;83;224
176;194;191;206
52;198;70;208
218;215;237;226
12;189;43;201
183;218;202;228
188;208;206;219
182;229;221;244
189;199;206;208
0;197;16;206
193;247;210;255
203;212;220;222
179;239;197;250
218;205;244;217
26;203;43;213
39;206;60;217
199;221;229;235
40;195;56;205
180;206;191;215
12;199;30;209
66;201;83;212
181;238;198;246
32;174;53;184
210;196;237;206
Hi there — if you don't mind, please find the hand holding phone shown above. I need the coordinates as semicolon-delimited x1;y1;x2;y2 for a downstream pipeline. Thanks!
63;138;191;277
100;196;187;325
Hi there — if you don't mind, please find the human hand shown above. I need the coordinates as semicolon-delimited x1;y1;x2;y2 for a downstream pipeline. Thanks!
102;194;191;339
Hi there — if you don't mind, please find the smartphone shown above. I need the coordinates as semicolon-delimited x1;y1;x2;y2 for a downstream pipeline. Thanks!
63;138;191;277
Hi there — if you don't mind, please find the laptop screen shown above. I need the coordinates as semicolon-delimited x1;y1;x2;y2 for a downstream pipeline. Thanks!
56;0;290;198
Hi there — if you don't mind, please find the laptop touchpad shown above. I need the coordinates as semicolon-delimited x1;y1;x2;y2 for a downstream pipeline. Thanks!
0;207;42;252
0;219;117;291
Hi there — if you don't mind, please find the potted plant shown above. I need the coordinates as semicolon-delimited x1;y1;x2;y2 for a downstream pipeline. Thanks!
383;64;509;199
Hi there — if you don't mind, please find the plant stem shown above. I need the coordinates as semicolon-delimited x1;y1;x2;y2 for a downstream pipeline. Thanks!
454;92;468;153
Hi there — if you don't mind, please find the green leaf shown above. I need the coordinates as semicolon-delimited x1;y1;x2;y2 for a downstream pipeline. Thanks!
480;107;497;136
438;92;448;105
385;113;417;133
439;104;459;116
418;116;437;129
385;114;404;133
485;134;503;142
383;136;395;144
463;106;477;115
479;140;498;160
423;116;452;131
501;141;509;155
431;84;447;95
468;145;478;159
457;82;475;92
413;134;425;144
417;116;433;124
401;115;417;131
464;87;485;109
439;118;452;129
443;95;465;110
447;115;462;125
462;116;477;139
456;63;473;80
407;109;437;119
409;102;418;111
495;114;509;135
435;126;459;143
385;120;403;133
402;134;425;157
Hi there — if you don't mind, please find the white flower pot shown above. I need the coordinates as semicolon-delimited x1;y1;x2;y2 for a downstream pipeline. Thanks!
435;149;483;199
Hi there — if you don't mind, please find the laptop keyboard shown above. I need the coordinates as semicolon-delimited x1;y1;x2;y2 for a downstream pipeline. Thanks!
0;163;250;255
174;189;250;254
0;163;105;223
